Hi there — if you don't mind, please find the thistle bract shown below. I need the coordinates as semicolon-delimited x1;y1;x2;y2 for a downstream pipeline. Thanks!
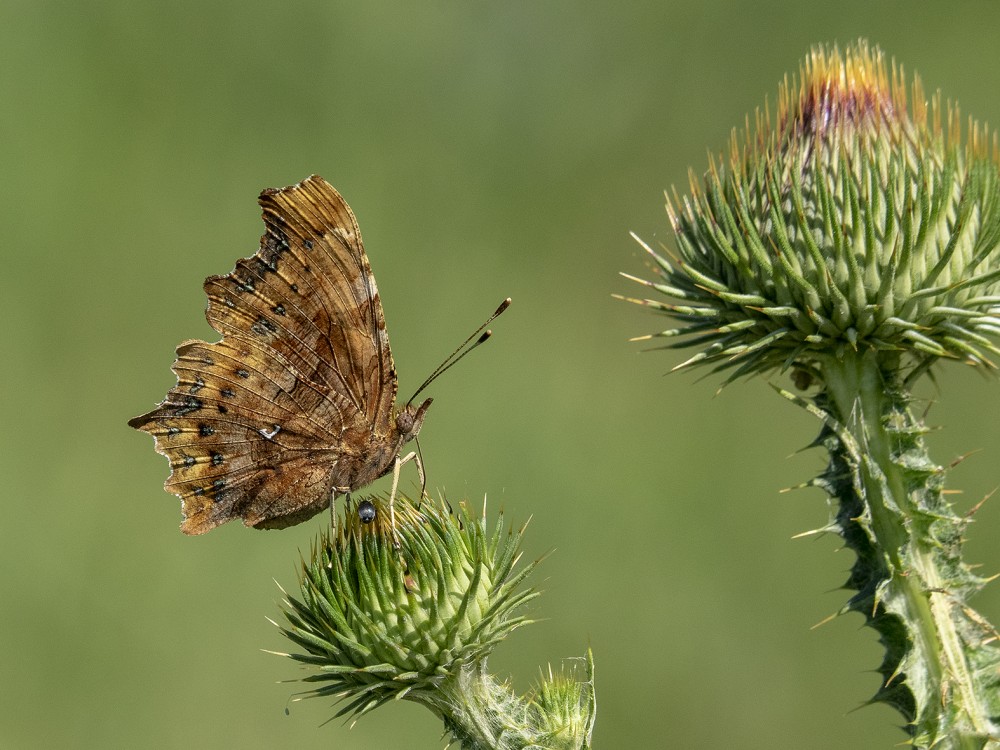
623;41;1000;384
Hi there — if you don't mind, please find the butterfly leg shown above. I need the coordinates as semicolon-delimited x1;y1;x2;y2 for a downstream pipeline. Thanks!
329;490;342;534
388;451;422;548
414;439;428;500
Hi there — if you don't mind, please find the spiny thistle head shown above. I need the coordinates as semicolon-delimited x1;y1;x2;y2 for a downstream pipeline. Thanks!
529;653;597;747
274;494;538;720
620;41;1000;384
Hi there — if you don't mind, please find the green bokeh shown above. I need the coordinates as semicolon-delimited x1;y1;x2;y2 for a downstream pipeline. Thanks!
3;3;1000;748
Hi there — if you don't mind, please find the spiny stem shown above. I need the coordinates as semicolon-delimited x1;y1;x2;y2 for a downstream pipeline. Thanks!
809;349;1000;746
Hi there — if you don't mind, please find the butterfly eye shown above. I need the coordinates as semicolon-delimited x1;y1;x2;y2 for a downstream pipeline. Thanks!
358;500;377;524
396;409;415;435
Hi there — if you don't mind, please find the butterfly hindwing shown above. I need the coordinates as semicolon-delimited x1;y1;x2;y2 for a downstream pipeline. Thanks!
128;336;364;533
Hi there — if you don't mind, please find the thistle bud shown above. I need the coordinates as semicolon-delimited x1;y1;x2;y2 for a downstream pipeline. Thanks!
275;495;538;719
622;41;1000;384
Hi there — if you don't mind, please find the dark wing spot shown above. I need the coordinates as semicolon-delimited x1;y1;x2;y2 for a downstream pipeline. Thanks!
231;274;255;293
193;487;205;496
198;424;214;437
268;226;290;249
254;256;278;275
183;455;196;467
217;404;228;414
303;239;313;250
211;452;224;466
251;316;277;335
261;229;290;268
189;377;205;394
176;397;203;415
167;426;180;436
273;304;286;316
235;368;250;379
220;388;235;398
289;283;299;294
210;478;227;503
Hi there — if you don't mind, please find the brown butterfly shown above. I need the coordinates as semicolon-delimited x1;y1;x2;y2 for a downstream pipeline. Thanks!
129;175;508;534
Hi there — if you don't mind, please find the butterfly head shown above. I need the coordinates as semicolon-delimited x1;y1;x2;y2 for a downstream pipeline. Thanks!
396;397;433;444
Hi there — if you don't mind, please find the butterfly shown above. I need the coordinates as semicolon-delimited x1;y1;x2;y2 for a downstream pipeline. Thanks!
129;175;508;535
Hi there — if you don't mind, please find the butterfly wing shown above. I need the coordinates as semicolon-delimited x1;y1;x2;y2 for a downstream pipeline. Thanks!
128;337;352;533
129;176;398;533
229;176;398;424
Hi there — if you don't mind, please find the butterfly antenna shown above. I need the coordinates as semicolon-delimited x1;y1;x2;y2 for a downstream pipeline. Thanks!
407;297;511;405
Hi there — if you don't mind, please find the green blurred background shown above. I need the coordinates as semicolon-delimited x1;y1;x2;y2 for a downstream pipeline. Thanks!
4;3;1000;748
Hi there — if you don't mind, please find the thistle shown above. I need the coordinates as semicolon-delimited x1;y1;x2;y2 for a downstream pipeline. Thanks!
620;41;1000;748
273;494;595;750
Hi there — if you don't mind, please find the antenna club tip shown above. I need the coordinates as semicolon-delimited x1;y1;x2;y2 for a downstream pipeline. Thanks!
407;298;507;403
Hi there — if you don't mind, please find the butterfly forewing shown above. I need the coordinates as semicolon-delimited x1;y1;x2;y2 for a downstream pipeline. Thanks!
204;177;395;422
129;176;402;534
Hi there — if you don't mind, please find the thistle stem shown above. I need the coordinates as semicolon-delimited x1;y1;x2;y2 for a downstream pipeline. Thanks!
820;349;1000;747
427;661;539;750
